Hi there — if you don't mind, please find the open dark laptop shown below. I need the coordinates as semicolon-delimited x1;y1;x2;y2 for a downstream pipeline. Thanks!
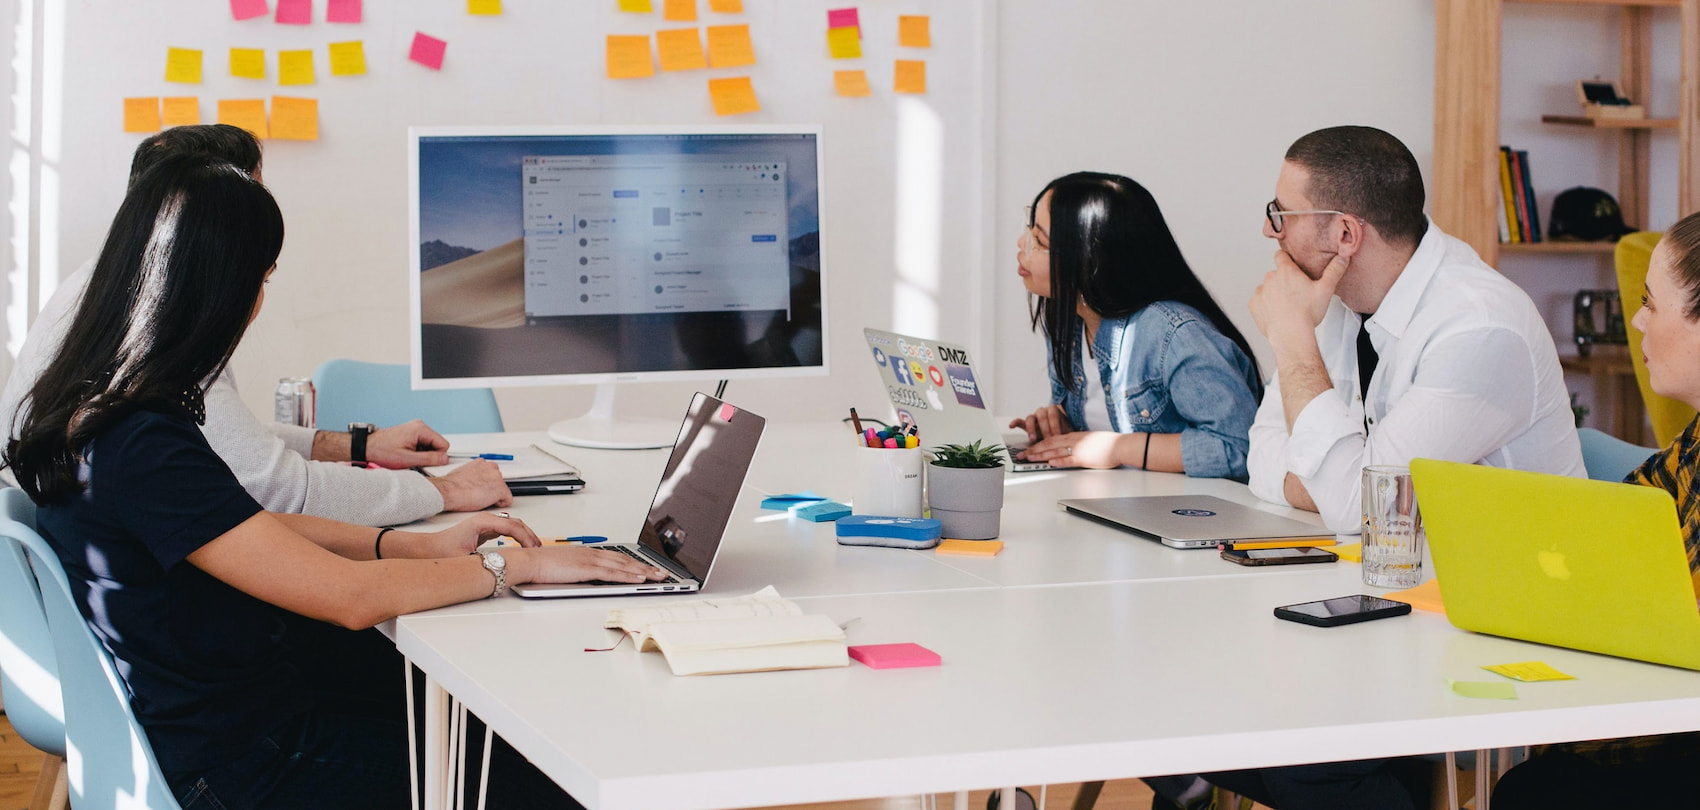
512;392;765;598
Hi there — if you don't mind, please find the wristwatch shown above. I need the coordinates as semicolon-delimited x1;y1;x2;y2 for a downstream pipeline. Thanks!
475;549;508;598
347;422;375;465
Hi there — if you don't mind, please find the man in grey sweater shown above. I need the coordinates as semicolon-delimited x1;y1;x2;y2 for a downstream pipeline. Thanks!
0;125;509;526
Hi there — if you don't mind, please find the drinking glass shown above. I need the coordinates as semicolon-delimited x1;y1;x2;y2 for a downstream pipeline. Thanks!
1361;465;1425;588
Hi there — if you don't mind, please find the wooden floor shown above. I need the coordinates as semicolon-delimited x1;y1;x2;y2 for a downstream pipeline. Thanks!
0;716;47;810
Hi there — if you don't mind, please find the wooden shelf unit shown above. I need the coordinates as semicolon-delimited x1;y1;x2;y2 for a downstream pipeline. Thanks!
1500;240;1619;254
1539;114;1678;128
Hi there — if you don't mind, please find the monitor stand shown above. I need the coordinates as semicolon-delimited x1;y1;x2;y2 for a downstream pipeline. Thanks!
547;383;677;450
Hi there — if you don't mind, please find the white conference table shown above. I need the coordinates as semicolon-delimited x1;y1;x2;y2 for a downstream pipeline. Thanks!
390;424;1700;810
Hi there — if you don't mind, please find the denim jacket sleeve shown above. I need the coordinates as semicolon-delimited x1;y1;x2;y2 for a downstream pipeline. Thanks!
1161;317;1259;482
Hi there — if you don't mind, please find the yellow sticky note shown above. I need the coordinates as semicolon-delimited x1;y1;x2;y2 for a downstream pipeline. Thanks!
1483;662;1575;682
618;0;653;11
663;0;697;21
1448;679;1517;700
123;98;161;133
162;97;200;126
656;28;707;72
468;0;502;13
894;59;926;94
826;26;861;59
278;49;316;86
833;69;871;97
605;35;655;79
217;99;268;139
898;15;931;48
1385;578;1445;615
165;47;203;84
230;48;266;79
708;0;742;11
328;41;367;76
707;76;759;116
1332;542;1362;562
937;539;1003;557
706;24;755;68
270;96;318;141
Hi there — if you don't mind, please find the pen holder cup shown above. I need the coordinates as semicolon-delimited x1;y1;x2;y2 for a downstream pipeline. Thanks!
852;446;924;518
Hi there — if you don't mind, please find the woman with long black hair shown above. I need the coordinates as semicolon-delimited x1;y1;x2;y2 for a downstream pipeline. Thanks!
1011;172;1263;481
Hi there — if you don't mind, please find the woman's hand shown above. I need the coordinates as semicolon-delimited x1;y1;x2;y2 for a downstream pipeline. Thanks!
1022;430;1139;469
1009;405;1073;446
517;546;669;585
415;512;541;558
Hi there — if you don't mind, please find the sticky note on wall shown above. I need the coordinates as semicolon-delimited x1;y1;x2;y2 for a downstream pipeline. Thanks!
275;0;311;24
707;76;759;116
468;0;502;14
270;96;318;141
328;41;366;76
166;48;203;84
230;0;269;21
326;0;361;22
664;0;697;22
894;60;926;94
162;97;200;126
605;35;655;78
217;99;268;139
706;24;754;68
656;28;707;72
618;0;653;11
827;7;860;32
124;98;161;133
278;49;315;85
708;0;742;11
826;26;861;59
230;48;266;79
410;32;448;70
834;70;871;97
899;16;931;48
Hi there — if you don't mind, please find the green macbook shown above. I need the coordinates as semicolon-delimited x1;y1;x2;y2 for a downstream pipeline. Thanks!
1412;458;1700;671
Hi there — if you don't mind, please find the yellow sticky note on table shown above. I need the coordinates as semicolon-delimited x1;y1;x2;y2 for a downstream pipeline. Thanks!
706;24;755;68
1331;542;1361;562
270;96;318;141
618;0;653;10
279;50;315;86
663;0;697;21
656;28;707;72
328;41;367;76
707;76;759;116
833;69;871;97
708;0;742;11
123;98;161;133
605;35;655;79
1483;661;1575;682
826;26;861;59
166;47;203;84
230;48;266;79
898;15;931;47
468;0;502;14
217;99;268;139
894;59;926;94
1385;578;1445;615
937;539;1003;557
162;97;200;126
1448;679;1517;700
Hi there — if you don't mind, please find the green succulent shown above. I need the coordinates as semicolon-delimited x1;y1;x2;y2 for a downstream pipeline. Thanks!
929;440;1006;469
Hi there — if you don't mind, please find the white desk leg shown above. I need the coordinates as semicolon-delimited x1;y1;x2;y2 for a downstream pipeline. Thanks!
954;791;969;810
1444;751;1459;810
423;677;451;810
1474;750;1491;810
476;723;494;810
1000;787;1018;809
406;660;419;810
453;703;467;810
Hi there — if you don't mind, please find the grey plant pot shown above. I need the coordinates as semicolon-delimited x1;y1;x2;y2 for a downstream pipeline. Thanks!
927;463;1005;539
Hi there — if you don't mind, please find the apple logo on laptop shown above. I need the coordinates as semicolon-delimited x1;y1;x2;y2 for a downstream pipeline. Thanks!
926;388;943;409
1538;545;1572;581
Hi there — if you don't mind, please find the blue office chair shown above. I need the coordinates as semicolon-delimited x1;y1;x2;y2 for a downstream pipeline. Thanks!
0;488;68;809
0;495;183;810
313;358;504;435
1577;427;1657;483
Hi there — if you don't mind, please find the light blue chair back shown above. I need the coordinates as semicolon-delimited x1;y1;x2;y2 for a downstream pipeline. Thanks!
1578;427;1657;483
0;496;182;810
0;487;64;757
313;358;504;435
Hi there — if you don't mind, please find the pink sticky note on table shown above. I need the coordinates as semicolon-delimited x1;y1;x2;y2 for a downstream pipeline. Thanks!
410;32;448;70
275;0;311;24
230;0;269;21
849;643;941;669
326;0;361;23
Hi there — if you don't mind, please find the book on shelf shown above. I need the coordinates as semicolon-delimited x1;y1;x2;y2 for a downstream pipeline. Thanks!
604;586;850;676
1498;145;1543;244
1499;146;1520;243
1517;149;1542;242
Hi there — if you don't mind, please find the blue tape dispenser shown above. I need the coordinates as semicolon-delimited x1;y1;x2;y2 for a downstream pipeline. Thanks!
835;515;942;549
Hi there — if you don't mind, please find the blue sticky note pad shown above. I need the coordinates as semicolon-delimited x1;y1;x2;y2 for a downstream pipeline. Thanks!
791;500;851;522
836;515;942;548
761;491;827;510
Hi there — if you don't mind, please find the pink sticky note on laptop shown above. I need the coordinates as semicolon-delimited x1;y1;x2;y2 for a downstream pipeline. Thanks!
849;643;940;669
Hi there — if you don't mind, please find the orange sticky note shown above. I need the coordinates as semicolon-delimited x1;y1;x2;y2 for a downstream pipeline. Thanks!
165;48;203;84
278;49;315;86
605;35;655;79
162;97;200;126
328;41;366;76
468;0;502;14
937;539;1003;556
1386;579;1446;615
663;0;696;21
708;0;742;11
123;98;161;133
230;48;266;79
707;76;759;116
270;96;318;141
833;69;871;97
898;15;931;48
705;24;755;68
618;0;653;11
826;26;861;59
217;99;268;139
894;59;926;94
656;28;707;72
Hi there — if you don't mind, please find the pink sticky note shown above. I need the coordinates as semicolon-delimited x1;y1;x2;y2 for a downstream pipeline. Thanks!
717;403;736;422
827;7;859;29
326;0;361;23
230;0;269;21
410;32;447;70
849;643;941;670
275;0;311;24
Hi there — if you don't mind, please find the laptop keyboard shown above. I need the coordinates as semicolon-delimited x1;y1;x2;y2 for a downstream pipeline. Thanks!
586;545;680;585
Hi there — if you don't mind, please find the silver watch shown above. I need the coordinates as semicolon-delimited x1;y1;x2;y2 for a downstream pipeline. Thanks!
476;549;508;598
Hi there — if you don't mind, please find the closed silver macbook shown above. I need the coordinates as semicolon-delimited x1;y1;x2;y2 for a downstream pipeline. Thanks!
1057;495;1334;549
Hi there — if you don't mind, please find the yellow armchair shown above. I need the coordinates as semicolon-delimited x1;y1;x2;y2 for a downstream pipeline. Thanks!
1618;231;1697;446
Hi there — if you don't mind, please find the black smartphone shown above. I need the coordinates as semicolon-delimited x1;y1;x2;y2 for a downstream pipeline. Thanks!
1274;595;1413;627
507;477;586;495
1221;547;1339;566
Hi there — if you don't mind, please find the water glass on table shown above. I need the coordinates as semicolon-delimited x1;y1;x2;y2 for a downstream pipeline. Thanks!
1361;465;1425;588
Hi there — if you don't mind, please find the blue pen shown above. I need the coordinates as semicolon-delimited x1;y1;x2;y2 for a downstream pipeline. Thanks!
449;452;514;461
550;536;608;545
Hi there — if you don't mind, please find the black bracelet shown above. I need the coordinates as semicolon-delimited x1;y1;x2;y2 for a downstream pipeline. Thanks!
1141;433;1151;470
375;527;395;560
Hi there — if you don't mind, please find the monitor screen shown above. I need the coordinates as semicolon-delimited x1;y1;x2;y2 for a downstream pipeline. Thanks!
409;125;826;389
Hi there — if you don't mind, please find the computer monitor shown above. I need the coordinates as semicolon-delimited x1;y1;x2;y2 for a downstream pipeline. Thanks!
408;125;827;448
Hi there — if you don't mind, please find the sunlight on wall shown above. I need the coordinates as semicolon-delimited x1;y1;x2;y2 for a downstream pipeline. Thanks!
892;97;943;338
6;0;35;362
5;0;62;365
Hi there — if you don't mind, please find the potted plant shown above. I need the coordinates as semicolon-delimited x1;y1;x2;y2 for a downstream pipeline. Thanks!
927;440;1006;540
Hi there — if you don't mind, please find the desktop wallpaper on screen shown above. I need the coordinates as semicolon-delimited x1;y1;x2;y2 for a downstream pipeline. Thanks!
415;132;822;382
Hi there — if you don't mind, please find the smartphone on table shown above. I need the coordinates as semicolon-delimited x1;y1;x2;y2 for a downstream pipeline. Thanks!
1220;547;1339;566
1274;594;1413;627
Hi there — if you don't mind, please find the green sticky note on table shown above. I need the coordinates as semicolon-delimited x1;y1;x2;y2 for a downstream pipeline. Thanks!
1449;679;1517;700
1483;661;1575;682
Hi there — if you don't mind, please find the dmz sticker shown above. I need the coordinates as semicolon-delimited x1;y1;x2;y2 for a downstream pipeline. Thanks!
1171;509;1217;517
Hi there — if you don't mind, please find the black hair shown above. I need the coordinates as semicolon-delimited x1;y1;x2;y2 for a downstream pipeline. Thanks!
6;154;283;502
1284;126;1427;248
129;124;263;185
1028;172;1262;393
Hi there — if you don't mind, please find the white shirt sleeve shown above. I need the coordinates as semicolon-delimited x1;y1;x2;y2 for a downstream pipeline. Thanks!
267;421;317;458
1246;372;1291;507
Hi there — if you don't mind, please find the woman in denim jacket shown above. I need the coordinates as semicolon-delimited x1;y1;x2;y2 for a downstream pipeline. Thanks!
1011;172;1262;481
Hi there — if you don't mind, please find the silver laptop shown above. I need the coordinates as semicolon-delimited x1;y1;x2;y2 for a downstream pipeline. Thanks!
512;392;765;598
1057;495;1335;549
862;327;1050;472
